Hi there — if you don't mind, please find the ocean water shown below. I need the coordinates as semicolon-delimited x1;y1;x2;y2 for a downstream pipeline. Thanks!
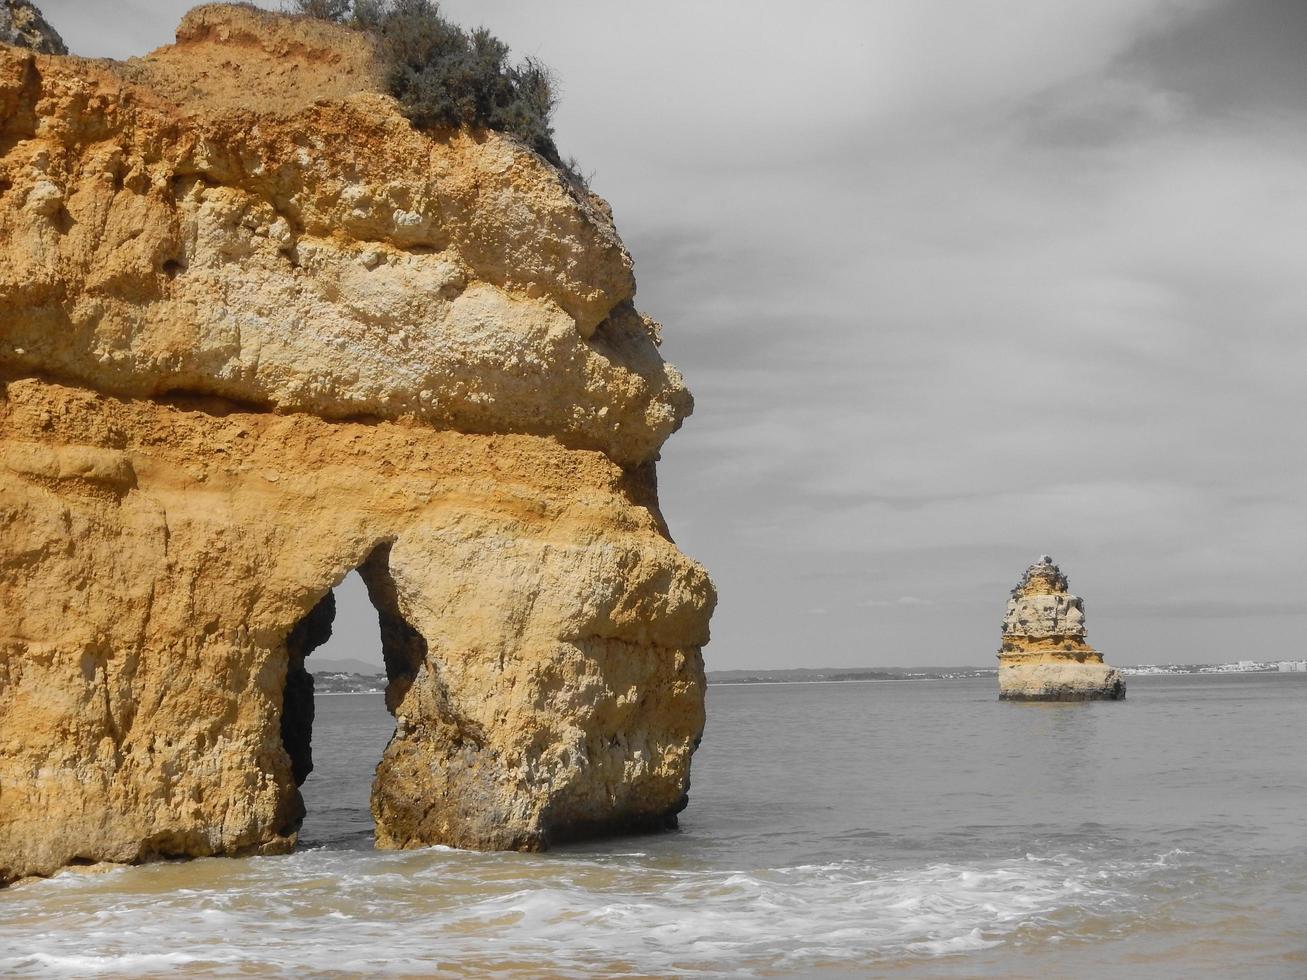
2;674;1304;977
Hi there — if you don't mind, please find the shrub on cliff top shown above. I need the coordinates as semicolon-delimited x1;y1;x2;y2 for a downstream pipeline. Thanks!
289;0;351;20
288;0;577;180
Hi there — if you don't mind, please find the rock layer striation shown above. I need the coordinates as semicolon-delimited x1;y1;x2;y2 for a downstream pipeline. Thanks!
0;5;713;885
997;556;1124;701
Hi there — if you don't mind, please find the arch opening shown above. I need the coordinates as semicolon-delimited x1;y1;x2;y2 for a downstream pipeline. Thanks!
277;541;426;847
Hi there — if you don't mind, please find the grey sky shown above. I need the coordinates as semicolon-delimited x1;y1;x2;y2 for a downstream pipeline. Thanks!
39;0;1307;669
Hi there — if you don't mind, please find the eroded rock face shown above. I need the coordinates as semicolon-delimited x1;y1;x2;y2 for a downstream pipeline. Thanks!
997;556;1124;701
0;5;713;885
0;0;65;55
0;4;685;466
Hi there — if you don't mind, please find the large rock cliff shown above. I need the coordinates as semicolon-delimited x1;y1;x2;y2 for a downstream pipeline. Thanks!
997;556;1124;701
0;5;713;884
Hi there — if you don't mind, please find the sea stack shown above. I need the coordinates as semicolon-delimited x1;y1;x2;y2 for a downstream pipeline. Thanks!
0;5;713;884
997;556;1125;701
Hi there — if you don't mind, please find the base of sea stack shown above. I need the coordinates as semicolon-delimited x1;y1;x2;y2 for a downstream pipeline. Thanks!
998;663;1126;702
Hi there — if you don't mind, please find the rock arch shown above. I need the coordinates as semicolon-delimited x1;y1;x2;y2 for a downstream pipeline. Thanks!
0;383;713;883
0;3;713;886
276;540;436;842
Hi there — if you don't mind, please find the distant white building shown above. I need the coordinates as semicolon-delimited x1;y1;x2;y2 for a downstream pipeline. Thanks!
1277;661;1307;673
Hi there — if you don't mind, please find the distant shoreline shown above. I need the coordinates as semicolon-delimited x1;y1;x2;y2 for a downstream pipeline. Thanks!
316;689;384;696
709;676;945;687
707;664;1302;686
306;662;1303;695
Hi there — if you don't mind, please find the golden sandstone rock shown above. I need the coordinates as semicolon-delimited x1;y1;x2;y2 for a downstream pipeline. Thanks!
997;556;1125;701
0;5;713;884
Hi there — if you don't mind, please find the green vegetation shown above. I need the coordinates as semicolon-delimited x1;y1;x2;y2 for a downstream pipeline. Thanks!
287;0;579;180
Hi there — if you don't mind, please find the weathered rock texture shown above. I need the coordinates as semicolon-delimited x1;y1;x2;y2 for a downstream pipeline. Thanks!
0;0;64;55
0;5;713;885
997;556;1124;701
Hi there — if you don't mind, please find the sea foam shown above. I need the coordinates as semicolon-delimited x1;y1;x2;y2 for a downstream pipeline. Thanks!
0;846;1161;977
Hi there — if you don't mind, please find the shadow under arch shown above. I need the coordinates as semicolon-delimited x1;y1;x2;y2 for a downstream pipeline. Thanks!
277;539;427;842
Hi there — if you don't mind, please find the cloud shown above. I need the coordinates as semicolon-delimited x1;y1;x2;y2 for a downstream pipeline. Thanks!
1113;598;1307;619
37;0;1307;668
859;596;935;608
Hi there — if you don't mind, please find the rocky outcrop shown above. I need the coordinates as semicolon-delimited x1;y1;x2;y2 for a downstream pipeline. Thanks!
0;4;684;466
997;556;1124;701
0;0;65;55
0;5;713;885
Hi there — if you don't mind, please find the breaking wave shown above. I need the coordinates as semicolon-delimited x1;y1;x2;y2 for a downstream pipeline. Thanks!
0;845;1183;978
